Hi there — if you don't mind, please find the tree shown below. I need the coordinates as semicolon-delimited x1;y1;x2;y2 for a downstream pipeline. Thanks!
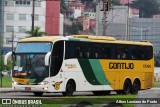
131;0;160;18
65;20;83;35
25;26;46;37
81;0;94;4
0;56;12;71
60;0;68;14
112;0;121;5
71;21;83;34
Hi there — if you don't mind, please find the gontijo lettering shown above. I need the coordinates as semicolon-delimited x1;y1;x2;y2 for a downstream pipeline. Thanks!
109;62;134;69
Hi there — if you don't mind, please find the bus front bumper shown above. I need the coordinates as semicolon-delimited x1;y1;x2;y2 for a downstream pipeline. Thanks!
12;84;49;92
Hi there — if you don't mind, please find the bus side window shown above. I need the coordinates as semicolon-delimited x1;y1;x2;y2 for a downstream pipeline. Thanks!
92;46;99;59
79;44;91;59
105;45;115;59
75;45;81;58
65;41;75;59
115;45;127;59
80;51;83;58
95;51;98;58
92;45;103;59
121;52;126;59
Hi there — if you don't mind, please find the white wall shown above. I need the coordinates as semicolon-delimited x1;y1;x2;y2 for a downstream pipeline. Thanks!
74;9;81;19
154;67;160;82
3;1;46;48
59;14;64;36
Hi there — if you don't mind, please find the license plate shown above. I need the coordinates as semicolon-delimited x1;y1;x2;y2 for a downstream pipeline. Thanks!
25;87;31;91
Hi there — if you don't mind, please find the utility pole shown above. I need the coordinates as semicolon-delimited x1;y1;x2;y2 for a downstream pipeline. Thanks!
32;0;35;36
0;0;4;87
102;0;111;36
102;0;107;36
12;30;14;52
127;0;130;40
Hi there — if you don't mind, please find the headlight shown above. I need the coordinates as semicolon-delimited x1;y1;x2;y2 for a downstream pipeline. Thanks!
38;81;49;85
12;81;19;85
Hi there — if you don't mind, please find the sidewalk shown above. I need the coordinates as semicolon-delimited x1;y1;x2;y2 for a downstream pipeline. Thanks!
0;87;14;93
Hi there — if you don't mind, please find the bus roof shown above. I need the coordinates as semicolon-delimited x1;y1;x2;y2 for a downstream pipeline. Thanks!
68;35;153;46
19;35;152;46
19;36;64;43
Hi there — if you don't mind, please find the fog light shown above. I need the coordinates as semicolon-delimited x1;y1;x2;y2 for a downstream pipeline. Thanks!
43;87;48;90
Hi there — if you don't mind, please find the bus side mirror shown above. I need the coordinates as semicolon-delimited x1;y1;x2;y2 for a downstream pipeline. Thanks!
4;51;12;65
45;52;51;66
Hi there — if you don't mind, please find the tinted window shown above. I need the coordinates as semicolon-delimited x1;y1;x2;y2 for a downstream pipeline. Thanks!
65;41;153;60
131;45;153;60
50;41;64;76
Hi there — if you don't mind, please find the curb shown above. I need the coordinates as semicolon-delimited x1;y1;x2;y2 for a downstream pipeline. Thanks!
0;88;15;93
0;90;15;93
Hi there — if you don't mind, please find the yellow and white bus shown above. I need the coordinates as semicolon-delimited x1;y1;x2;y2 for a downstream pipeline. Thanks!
4;35;154;96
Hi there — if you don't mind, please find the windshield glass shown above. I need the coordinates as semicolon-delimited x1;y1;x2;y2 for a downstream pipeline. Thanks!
13;42;52;78
16;42;52;53
13;54;48;78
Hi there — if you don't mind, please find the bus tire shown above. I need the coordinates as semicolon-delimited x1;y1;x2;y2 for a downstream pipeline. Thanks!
33;92;43;96
123;79;132;94
92;91;110;96
62;80;75;96
131;79;140;94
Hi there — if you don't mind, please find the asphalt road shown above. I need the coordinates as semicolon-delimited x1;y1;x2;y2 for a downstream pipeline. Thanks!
134;88;160;107
1;88;160;107
0;91;95;98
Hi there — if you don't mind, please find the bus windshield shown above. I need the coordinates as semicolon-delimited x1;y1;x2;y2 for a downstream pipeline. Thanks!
13;42;52;78
16;42;52;53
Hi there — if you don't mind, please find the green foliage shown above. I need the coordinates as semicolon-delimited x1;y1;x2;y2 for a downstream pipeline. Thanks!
154;81;160;87
25;26;46;37
131;0;160;18
65;21;83;35
1;77;12;87
81;0;94;4
0;56;12;71
60;0;68;14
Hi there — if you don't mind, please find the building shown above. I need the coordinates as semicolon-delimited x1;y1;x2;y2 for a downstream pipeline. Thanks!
78;12;96;31
2;0;62;54
82;12;96;20
96;5;128;39
84;3;96;12
78;16;90;30
67;1;85;19
96;4;160;55
120;0;134;5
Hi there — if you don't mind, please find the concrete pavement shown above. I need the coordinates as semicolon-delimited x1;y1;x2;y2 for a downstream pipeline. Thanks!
0;87;14;93
0;87;160;94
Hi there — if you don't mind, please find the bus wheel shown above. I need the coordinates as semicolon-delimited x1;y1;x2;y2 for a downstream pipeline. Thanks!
92;91;110;96
131;80;140;94
62;80;75;96
123;79;132;94
33;92;43;96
